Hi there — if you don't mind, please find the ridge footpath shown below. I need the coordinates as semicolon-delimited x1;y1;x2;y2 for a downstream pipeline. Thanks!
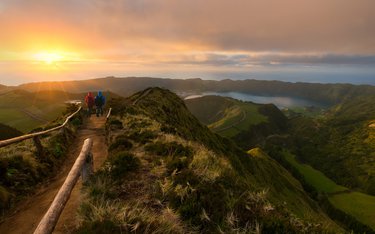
0;116;108;234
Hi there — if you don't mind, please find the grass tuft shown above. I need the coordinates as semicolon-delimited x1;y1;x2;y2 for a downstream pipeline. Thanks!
108;151;140;178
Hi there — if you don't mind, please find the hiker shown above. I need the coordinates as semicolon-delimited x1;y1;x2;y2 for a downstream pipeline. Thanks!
84;92;95;116
95;91;106;117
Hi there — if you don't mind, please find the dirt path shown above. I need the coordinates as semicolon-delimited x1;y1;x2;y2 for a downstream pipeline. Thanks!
18;108;48;123
133;88;152;105
214;108;247;132
0;116;108;234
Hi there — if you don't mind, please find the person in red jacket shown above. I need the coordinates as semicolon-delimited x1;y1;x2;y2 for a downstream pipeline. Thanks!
84;92;95;116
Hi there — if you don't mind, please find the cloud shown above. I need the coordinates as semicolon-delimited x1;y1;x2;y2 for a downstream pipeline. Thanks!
1;0;375;54
155;52;375;67
1;0;375;86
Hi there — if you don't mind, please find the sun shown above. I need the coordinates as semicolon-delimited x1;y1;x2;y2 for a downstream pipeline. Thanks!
34;52;64;64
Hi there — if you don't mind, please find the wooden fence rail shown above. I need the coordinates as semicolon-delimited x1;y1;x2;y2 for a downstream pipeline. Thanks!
33;107;112;233
106;107;112;119
0;106;82;148
33;138;93;234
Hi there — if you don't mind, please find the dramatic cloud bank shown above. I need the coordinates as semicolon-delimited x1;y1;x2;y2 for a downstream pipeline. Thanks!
0;0;374;85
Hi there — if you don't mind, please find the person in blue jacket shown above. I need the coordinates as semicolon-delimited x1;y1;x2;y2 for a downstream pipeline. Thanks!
94;91;106;117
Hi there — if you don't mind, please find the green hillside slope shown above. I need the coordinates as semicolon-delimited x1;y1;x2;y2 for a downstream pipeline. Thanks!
185;95;288;148
289;95;375;195
0;123;22;140
0;90;118;132
0;90;77;132
76;88;341;233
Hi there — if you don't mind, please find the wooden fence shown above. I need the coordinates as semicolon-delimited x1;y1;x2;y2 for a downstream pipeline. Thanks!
32;107;111;233
33;138;93;234
106;107;112;119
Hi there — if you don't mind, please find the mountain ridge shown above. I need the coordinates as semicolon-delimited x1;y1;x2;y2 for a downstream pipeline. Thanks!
11;77;375;106
76;87;342;233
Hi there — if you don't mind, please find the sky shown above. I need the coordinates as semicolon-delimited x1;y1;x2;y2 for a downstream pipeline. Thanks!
0;0;375;85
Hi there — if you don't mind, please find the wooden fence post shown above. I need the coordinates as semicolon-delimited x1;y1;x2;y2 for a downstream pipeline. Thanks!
33;136;44;157
33;138;93;234
81;152;93;183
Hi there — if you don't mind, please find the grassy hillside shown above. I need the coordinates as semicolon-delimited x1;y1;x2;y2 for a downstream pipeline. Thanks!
288;95;375;195
0;89;118;132
0;90;80;132
0;123;22;140
185;95;288;148
272;150;375;231
75;88;341;233
282;152;346;193
0;105;83;214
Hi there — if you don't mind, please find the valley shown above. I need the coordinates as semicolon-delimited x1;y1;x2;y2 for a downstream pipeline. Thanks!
183;84;375;232
1;78;374;233
283;151;375;230
2;1;375;233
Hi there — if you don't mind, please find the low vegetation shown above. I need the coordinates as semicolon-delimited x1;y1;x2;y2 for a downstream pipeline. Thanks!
0;105;83;215
0;90;80;132
287;95;375;196
266;147;375;232
185;95;288;148
0;123;22;140
77;88;341;233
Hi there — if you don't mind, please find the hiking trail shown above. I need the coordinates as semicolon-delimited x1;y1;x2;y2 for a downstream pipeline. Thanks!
0;115;108;234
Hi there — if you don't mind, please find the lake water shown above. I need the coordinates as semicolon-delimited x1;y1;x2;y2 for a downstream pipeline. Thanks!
185;92;325;108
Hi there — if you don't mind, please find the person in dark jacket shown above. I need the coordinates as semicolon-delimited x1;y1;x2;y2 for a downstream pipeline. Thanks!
95;91;106;117
84;92;95;117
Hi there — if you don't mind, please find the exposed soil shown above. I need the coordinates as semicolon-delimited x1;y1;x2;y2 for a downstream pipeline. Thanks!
0;115;108;234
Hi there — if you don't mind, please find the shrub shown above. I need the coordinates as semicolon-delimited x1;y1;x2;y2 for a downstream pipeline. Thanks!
75;220;119;234
71;117;82;126
145;141;194;173
76;199;188;234
166;156;189;174
145;141;193;157
108;136;133;152
168;179;229;229
0;155;39;192
128;130;157;144
108;152;140;178
108;119;123;129
84;172;119;200
0;186;11;209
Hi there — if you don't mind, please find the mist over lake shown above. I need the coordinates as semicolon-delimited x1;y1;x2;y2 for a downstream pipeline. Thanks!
185;91;326;108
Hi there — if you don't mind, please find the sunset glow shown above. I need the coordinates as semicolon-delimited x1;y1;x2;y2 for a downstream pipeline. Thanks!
34;52;64;65
0;0;374;85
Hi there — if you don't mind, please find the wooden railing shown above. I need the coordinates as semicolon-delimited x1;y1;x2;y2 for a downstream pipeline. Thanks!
33;138;93;234
0;106;82;148
106;107;112;119
33;107;112;233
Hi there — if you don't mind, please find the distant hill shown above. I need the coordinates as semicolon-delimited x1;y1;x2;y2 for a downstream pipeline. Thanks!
185;95;288;148
0;123;22;140
287;95;375;195
80;87;341;233
0;89;120;132
0;89;80;132
0;84;13;94
17;77;375;106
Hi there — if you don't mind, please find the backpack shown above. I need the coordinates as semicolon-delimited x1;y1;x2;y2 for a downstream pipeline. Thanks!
95;95;104;106
85;95;95;107
87;96;95;107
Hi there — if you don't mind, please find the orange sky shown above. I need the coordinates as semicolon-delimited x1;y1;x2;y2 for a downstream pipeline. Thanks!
1;0;375;85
